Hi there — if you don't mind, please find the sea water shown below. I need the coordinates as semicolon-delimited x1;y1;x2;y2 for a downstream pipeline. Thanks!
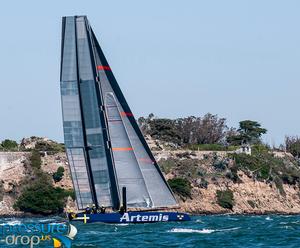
0;215;300;247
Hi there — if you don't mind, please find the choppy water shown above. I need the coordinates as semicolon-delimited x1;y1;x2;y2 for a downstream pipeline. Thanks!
1;215;300;247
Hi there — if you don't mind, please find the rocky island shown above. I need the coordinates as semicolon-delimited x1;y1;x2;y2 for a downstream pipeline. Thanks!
1;114;300;216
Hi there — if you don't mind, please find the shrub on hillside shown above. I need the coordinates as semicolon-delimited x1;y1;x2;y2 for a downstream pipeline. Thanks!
14;171;73;215
159;158;176;174
216;189;234;210
226;166;241;183
14;181;72;215
232;153;271;180
247;200;256;209
53;166;65;183
35;141;65;153
14;151;72;215
188;144;238;151
231;148;300;194
30;150;42;169
168;178;192;199
0;139;18;151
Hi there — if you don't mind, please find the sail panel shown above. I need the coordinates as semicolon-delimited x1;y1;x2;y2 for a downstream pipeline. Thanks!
122;117;178;207
66;148;94;209
61;17;77;82
61;16;94;209
91;31;177;208
75;17;113;207
105;93;151;207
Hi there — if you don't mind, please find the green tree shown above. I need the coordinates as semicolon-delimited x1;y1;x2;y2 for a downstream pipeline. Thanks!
285;136;300;157
227;120;267;145
0;139;18;151
139;113;228;146
53;166;65;183
149;118;181;144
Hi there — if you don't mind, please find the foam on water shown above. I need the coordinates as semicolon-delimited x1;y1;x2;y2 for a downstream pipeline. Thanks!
169;228;216;234
291;220;300;224
38;218;58;223
168;227;240;234
0;220;21;226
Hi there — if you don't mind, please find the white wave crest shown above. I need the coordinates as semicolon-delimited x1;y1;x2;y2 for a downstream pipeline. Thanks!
291;221;300;224
168;227;240;234
38;218;58;223
0;220;22;226
169;228;215;234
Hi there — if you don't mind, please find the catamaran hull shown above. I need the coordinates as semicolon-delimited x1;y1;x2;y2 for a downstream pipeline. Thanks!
72;211;191;224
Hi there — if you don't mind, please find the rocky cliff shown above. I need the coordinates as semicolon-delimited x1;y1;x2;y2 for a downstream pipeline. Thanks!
1;137;300;215
155;150;300;215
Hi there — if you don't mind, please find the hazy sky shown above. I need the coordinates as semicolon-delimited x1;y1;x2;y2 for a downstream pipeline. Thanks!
0;0;299;146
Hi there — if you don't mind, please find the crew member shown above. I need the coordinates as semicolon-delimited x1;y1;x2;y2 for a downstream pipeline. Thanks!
85;205;91;214
91;204;97;214
119;205;125;215
100;205;106;214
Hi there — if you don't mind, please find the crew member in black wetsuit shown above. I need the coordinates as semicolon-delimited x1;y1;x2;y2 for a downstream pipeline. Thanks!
85;205;92;214
91;204;97;214
100;205;106;214
119;205;125;215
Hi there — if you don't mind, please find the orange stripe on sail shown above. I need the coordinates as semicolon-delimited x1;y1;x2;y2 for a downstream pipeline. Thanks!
112;147;133;151
120;112;134;117
97;65;111;70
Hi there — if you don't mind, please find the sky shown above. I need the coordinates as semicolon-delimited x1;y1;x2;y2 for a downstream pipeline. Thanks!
0;0;299;146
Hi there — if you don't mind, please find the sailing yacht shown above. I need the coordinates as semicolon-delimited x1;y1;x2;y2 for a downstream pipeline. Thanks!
60;15;190;223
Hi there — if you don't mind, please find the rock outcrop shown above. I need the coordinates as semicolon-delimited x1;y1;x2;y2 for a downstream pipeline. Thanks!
1;137;300;215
